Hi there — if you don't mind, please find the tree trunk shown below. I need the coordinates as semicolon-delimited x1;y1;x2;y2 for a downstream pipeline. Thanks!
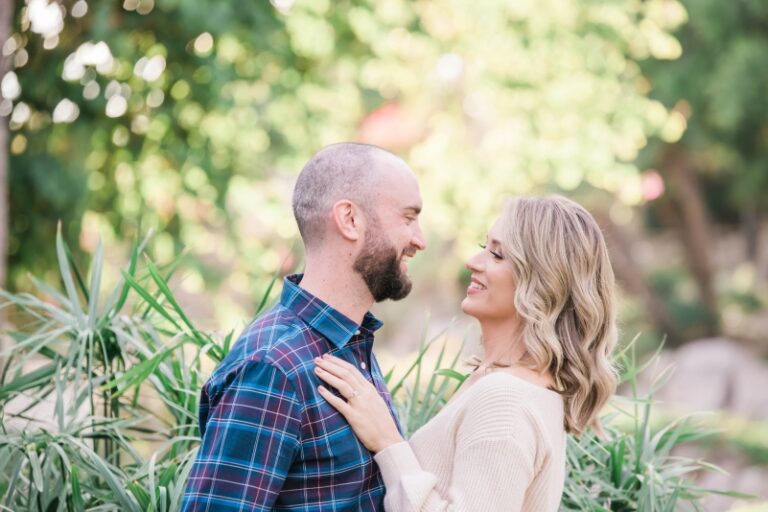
594;211;683;345
0;0;12;370
663;144;720;336
0;0;11;293
742;203;759;264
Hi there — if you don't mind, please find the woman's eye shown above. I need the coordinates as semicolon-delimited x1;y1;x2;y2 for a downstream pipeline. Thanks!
479;243;503;260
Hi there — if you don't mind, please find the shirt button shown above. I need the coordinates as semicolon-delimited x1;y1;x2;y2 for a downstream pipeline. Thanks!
355;329;361;336
360;361;367;370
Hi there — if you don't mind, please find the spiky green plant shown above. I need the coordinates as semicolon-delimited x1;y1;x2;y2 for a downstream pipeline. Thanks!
560;341;749;511
0;233;745;511
383;319;467;437
0;229;250;511
386;334;747;511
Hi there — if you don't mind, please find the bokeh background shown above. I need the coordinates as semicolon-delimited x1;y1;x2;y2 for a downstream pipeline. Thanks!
1;0;767;508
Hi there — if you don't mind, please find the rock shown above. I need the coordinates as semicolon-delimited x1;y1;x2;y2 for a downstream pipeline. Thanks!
643;338;768;420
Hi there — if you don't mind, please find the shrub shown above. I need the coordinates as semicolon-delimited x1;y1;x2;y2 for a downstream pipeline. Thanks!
0;234;738;511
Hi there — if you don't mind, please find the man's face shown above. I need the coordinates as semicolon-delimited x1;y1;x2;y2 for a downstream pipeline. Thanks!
353;161;426;302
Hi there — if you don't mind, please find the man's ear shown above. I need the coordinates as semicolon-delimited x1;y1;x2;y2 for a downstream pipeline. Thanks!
331;200;362;241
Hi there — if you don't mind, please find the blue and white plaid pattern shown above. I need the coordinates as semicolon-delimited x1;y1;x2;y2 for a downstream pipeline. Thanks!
182;274;399;511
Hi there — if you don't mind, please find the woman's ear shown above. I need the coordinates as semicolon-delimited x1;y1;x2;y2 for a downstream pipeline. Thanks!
331;200;361;241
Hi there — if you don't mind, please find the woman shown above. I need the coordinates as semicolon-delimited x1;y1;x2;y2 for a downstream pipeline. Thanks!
314;195;618;511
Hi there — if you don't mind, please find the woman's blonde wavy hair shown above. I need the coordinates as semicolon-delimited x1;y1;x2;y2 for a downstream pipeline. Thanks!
496;195;618;436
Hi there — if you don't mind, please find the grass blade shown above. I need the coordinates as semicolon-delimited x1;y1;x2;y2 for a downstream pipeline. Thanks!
87;238;104;329
56;224;86;330
120;271;182;330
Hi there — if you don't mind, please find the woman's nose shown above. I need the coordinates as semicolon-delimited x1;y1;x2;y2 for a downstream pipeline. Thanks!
465;251;484;272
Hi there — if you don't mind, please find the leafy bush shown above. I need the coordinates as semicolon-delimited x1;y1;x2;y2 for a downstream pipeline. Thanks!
0;229;231;511
560;343;746;511
388;338;744;511
0;235;737;511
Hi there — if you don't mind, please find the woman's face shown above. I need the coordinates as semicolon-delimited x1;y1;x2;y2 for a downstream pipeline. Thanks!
460;217;517;322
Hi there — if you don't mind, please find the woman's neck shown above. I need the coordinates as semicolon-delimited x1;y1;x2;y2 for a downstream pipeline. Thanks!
475;318;558;390
477;317;525;367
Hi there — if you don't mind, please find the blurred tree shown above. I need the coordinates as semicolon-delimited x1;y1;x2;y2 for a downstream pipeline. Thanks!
3;0;685;330
641;0;768;339
0;0;12;369
5;0;300;292
0;0;11;290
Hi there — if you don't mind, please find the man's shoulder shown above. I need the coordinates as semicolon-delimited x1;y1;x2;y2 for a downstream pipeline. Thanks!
211;304;320;385
241;304;317;364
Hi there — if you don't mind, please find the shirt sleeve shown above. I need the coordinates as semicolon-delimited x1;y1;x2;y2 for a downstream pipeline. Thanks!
182;361;303;512
373;388;539;512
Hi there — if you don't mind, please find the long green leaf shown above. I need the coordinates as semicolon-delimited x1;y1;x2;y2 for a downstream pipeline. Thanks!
255;267;280;315
120;271;182;330
145;258;209;348
3;455;24;509
432;368;466;383
28;274;70;307
63;232;90;303
56;224;86;329
87;238;104;329
26;445;44;493
0;362;58;401
70;465;83;511
66;437;141;512
109;235;143;317
102;342;181;398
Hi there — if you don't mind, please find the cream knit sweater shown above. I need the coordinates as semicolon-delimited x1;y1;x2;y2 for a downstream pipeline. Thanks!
374;372;566;512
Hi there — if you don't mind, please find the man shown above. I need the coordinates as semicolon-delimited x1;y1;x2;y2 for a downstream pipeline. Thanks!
182;142;426;511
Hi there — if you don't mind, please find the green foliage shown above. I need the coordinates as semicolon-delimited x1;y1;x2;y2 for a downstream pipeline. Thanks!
647;268;717;340
390;333;745;511
641;0;768;213
0;236;736;510
6;0;687;302
561;342;748;510
0;231;232;511
383;321;467;437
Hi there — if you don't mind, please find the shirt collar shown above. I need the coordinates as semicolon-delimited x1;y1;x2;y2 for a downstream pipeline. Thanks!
280;274;383;348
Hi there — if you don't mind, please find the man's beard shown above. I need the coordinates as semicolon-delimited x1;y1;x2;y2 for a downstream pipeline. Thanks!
353;228;413;302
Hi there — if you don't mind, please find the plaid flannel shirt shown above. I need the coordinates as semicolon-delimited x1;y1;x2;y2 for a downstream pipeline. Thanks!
182;274;400;511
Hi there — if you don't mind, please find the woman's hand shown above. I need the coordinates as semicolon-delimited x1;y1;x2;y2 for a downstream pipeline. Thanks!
314;354;404;453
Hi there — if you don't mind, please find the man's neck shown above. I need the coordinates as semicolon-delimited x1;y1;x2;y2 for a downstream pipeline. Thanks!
298;263;374;326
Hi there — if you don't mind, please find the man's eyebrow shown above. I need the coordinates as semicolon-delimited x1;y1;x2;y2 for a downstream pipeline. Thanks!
403;206;422;214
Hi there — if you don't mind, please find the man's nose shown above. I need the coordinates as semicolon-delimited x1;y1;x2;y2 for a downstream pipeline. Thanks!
411;223;427;251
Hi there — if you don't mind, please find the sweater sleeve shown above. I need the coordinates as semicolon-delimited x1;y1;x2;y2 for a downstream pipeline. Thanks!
373;385;540;512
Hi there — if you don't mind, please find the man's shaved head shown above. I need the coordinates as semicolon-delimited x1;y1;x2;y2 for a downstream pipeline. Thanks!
292;142;406;248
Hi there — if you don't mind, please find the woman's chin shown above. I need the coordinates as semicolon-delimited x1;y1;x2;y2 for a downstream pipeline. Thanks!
460;298;478;318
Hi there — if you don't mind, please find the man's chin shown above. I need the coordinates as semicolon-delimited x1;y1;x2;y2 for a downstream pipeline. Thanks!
390;284;412;301
372;277;412;302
